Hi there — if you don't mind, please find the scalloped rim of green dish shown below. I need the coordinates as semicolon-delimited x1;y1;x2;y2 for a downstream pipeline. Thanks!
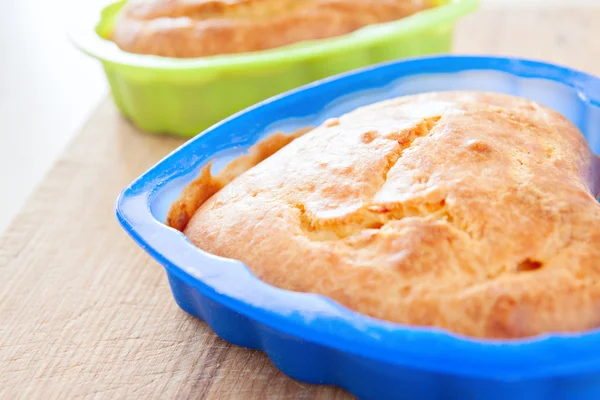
68;0;479;72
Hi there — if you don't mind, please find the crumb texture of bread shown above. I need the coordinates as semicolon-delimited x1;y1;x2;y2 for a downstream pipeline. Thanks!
111;0;434;57
178;91;600;339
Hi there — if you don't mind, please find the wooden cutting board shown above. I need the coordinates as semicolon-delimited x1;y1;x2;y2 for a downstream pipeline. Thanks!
1;6;599;399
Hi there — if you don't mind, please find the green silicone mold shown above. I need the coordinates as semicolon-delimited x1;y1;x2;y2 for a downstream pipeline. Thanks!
70;0;478;137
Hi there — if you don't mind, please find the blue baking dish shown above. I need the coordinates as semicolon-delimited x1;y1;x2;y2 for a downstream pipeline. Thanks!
116;55;600;400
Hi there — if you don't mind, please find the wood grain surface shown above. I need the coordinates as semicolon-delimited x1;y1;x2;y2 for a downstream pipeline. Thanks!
1;7;600;400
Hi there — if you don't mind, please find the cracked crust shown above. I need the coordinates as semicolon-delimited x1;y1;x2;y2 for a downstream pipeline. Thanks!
171;91;600;339
110;0;434;57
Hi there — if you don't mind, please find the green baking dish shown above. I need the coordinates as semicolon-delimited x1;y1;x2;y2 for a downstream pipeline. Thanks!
69;0;478;137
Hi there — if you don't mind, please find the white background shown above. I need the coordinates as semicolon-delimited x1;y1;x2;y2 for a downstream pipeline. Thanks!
0;0;597;233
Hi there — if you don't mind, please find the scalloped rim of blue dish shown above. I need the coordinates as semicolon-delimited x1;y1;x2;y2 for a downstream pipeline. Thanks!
116;55;600;381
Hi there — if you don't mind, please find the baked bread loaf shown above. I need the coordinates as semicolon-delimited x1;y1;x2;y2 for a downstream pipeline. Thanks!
167;91;600;339
111;0;434;58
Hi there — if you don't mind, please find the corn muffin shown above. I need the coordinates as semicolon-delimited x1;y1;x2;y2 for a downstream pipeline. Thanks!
168;91;600;339
111;0;434;57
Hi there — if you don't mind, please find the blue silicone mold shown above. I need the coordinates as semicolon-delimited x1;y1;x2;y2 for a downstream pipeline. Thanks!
116;55;600;400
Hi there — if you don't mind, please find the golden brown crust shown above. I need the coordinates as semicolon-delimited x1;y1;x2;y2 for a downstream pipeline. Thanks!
111;0;434;57
166;129;308;231
166;162;225;232
174;91;600;339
